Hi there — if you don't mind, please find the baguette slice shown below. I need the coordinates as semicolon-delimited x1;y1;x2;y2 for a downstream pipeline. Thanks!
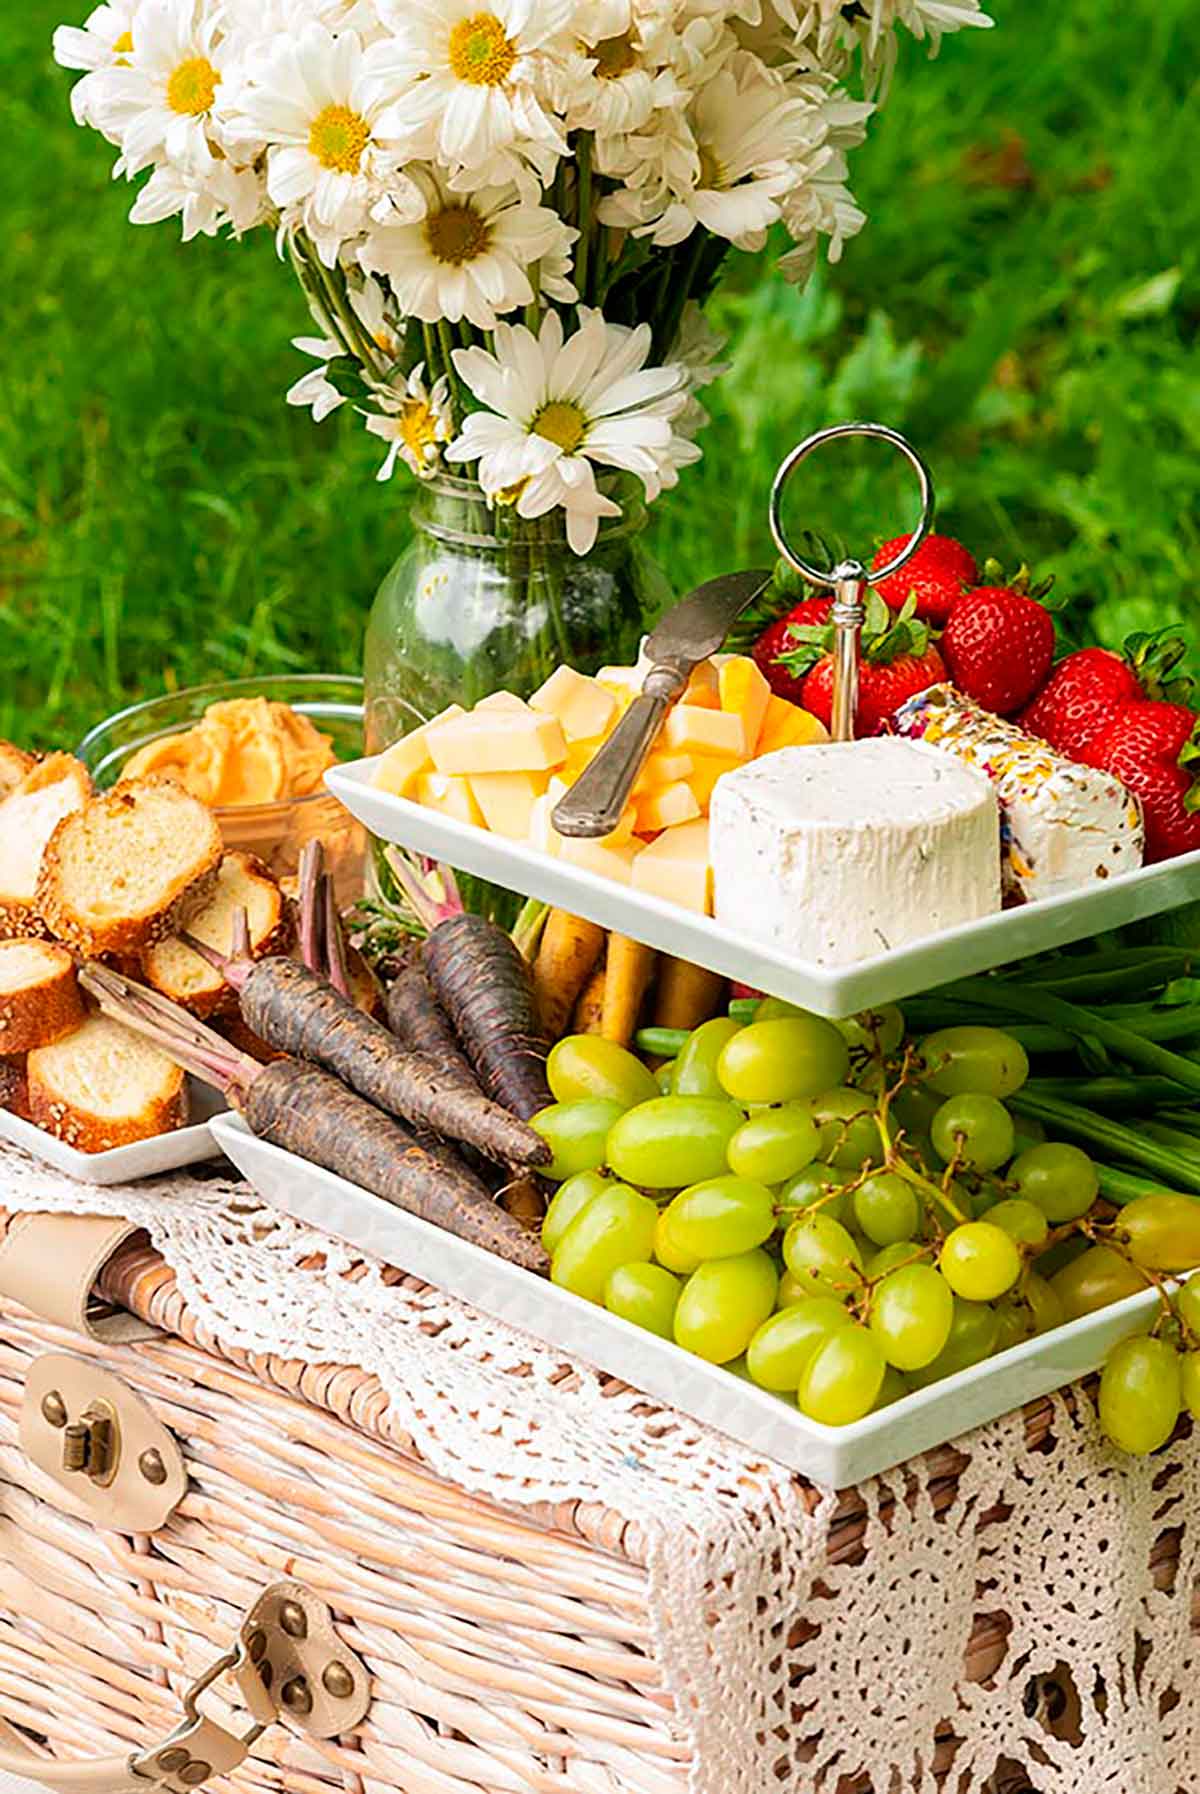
36;778;222;957
142;851;289;1016
0;742;35;801
0;1056;31;1121
0;754;93;940
0;938;84;1053
27;1014;188;1152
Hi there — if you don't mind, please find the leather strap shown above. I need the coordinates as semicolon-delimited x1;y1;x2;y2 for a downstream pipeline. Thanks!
0;1216;156;1345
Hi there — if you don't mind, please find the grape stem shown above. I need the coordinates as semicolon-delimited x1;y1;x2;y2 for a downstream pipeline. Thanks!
873;1051;970;1229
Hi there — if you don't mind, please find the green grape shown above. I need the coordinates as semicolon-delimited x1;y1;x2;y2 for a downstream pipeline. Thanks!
907;1297;1001;1388
798;1326;886;1425
1010;1116;1047;1158
723;1355;755;1381
920;1026;1030;1099
1176;1278;1200;1338
546;1035;659;1108
673;1250;778;1363
656;1060;677;1094
1009;1142;1098;1224
809;1086;881;1170
606;1097;743;1188
874;1365;910;1410
1024;1272;1066;1335
752;997;804;1020
868;1264;955;1370
892;1082;942;1150
654;1210;700;1275
716;1017;850;1105
939;1222;1022;1302
1118;1194;1200;1273
782;1213;863;1297
777;1163;853;1227
865;1241;924;1280
727;1106;820;1184
1099;1336;1181;1454
551;1184;658;1303
662;1176;776;1261
1033;1233;1089;1281
930;1094;1015;1173
993;1296;1033;1352
834;1005;906;1060
533;1099;628;1181
983;1199;1049;1249
1051;1245;1148;1321
542;1170;610;1256
776;1268;820;1307
1181;1351;1200;1421
745;1298;851;1391
853;1172;919;1247
923;1178;979;1235
670;1017;744;1097
605;1262;681;1339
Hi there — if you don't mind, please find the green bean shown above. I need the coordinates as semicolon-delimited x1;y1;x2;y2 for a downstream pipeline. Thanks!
1094;1163;1188;1208
635;1026;691;1058
1010;1091;1200;1193
1024;1076;1193;1109
1016;947;1197;987
1141;1120;1200;1158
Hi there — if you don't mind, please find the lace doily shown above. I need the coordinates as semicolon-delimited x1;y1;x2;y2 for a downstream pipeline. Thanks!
1;1142;1196;1794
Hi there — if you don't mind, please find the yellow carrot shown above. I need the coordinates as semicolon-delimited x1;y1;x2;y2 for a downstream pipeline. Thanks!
499;1173;546;1226
601;934;656;1047
533;909;606;1041
573;957;608;1034
652;956;727;1032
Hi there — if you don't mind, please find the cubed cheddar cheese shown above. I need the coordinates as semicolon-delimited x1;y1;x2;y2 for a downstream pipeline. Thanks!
475;690;530;714
467;769;547;838
631;819;712;914
757;695;830;755
373;705;465;798
633;750;694;795
635;780;701;835
663;705;747;758
529;665;618;743
718;656;772;754
416;770;483;827
427;708;566;775
687;754;743;812
683;661;720;709
529;792;562;857
559;835;640;884
596;666;642;715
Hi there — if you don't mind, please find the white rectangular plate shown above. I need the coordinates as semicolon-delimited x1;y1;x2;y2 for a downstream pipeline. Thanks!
212;1113;1164;1489
328;759;1200;1019
0;1081;228;1185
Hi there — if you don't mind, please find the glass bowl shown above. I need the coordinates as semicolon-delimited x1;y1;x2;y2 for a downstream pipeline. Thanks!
77;674;367;903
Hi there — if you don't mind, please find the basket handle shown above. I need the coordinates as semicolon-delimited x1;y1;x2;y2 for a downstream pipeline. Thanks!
0;1561;370;1794
0;1215;157;1346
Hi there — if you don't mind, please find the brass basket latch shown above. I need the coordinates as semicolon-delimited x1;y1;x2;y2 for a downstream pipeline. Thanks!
58;1396;120;1486
22;1353;185;1530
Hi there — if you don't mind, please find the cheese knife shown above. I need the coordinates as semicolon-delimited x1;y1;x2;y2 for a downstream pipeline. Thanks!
551;567;773;839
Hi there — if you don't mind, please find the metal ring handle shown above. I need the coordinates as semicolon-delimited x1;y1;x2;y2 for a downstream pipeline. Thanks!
768;421;935;588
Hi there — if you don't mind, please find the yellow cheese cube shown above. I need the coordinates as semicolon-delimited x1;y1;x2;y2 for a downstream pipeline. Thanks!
756;695;830;756
718;656;772;754
559;835;640;884
528;792;562;856
633;750;694;795
416;770;483;827
687;753;743;812
662;705;747;758
475;690;530;714
373;705;465;798
631;819;712;914
561;737;604;780
427;709;566;775
635;780;701;835
683;662;720;709
529;665;618;743
467;769;547;838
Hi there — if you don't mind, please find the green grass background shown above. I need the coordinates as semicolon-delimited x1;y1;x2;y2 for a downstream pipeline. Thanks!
4;0;1199;749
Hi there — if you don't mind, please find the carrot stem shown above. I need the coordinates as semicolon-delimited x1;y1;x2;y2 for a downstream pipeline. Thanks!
79;964;258;1101
323;875;352;999
299;840;324;972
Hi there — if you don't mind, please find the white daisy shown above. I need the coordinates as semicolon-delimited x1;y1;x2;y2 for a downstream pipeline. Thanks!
365;364;455;481
287;273;405;418
130;157;266;239
228;23;424;267
287;334;346;421
53;0;138;131
559;0;688;138
359;172;575;329
448;307;691;553
81;0;229;178
364;0;573;185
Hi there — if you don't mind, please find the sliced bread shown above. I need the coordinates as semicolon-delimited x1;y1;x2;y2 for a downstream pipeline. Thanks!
36;777;222;958
0;742;35;801
27;1013;188;1152
0;754;93;939
141;851;289;1016
0;938;84;1053
0;1057;31;1120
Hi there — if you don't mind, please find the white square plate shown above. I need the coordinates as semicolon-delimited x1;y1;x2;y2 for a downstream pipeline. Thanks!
327;758;1200;1019
0;1081;228;1184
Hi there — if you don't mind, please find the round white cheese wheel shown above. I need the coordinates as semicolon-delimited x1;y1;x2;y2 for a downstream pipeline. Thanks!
710;738;1001;967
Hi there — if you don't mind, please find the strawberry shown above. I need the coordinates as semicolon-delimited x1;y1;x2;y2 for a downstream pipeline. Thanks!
940;585;1056;715
752;597;832;702
777;591;945;737
1080;701;1200;864
1019;633;1192;759
871;533;977;625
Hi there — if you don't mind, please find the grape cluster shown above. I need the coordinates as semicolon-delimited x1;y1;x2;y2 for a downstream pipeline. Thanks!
531;1004;1200;1444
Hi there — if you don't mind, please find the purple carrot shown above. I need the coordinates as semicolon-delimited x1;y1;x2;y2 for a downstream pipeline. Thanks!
385;966;480;1095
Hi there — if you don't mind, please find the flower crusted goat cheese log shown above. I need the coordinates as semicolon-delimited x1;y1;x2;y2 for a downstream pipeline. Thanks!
893;683;1144;904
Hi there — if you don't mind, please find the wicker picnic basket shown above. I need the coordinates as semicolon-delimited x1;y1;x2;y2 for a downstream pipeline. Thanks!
0;1199;1191;1794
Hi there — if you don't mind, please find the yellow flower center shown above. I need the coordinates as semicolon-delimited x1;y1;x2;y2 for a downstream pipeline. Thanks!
591;31;637;78
401;399;440;465
697;144;726;191
424;203;492;266
448;13;517;86
532;401;587;455
166;55;219;116
113;27;133;62
308;103;371;173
